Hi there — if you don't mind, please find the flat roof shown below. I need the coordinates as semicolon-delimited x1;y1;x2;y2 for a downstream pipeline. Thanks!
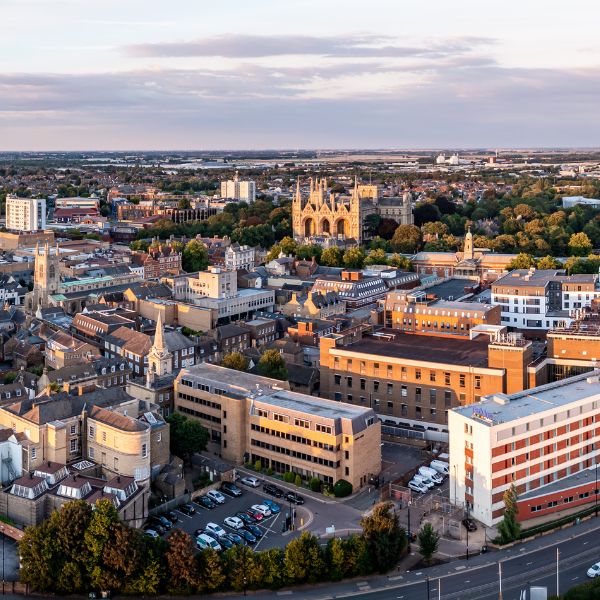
339;330;491;367
520;466;598;501
423;278;476;300
453;371;600;425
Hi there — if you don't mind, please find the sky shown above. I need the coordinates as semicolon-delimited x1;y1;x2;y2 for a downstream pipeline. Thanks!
1;0;600;151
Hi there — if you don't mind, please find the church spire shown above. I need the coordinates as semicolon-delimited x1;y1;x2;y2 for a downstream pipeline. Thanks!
464;225;474;260
295;177;301;204
153;311;165;354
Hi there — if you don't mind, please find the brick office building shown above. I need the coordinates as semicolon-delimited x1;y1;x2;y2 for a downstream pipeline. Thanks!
449;372;600;527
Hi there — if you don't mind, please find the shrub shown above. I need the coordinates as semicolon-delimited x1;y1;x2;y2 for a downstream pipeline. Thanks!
283;471;295;483
294;474;302;487
254;459;262;472
267;468;274;476
333;479;353;498
309;477;322;493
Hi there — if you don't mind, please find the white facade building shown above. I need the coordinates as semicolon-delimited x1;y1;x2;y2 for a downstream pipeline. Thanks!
491;269;600;330
225;243;256;271
6;195;46;232
220;172;256;203
449;372;600;527
562;196;600;209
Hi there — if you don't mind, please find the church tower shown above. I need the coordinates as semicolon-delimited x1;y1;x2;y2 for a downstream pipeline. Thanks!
147;312;172;383
464;226;474;260
27;242;60;312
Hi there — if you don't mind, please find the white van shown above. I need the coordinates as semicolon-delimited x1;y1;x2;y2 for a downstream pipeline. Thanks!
418;466;443;484
430;460;449;475
413;474;435;489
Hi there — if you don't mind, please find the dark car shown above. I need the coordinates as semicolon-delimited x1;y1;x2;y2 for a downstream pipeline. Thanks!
462;518;477;532
151;515;172;530
148;521;166;535
195;495;216;510
218;535;234;550
194;528;206;538
239;529;257;545
165;511;179;523
284;492;305;505
225;532;245;546
263;483;284;498
221;481;243;497
236;511;255;525
244;524;263;539
179;503;196;516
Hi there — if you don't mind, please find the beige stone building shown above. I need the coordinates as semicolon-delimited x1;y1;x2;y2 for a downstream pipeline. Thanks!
174;364;381;489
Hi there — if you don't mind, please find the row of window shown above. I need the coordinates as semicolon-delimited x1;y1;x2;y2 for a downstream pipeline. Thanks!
177;391;221;410
250;424;336;451
178;405;222;424
333;367;477;389
250;438;339;469
530;491;594;512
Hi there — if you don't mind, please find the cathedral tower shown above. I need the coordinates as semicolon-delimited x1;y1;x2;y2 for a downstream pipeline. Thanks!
464;226;474;260
27;242;60;312
147;312;173;384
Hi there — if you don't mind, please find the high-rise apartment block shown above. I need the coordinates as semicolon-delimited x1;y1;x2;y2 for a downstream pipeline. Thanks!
220;172;256;203
5;195;46;232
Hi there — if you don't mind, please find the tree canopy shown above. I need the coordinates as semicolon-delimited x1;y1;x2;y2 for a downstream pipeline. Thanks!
166;412;209;463
257;349;288;381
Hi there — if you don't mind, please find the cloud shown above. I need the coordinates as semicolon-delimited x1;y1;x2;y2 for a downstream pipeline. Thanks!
125;33;493;59
1;60;600;150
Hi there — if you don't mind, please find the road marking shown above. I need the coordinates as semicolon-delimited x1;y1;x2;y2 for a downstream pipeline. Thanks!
455;565;466;570
276;591;293;596
526;562;533;566
415;572;423;576
389;575;403;581
584;541;589;545
572;576;579;581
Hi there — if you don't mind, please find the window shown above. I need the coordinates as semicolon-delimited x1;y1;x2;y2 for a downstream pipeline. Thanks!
102;431;107;442
88;425;95;439
31;448;37;460
360;378;366;390
430;371;436;383
416;387;422;402
387;383;393;395
429;389;437;405
416;369;422;380
294;418;310;429
88;447;95;459
444;372;451;385
475;376;481;390
114;457;119;471
459;374;466;388
346;376;353;388
373;381;380;392
142;443;148;458
70;424;76;435
401;385;407;397
70;439;77;453
334;374;341;385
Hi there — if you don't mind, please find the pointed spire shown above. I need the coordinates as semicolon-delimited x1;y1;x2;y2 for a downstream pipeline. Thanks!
295;178;301;203
153;311;165;353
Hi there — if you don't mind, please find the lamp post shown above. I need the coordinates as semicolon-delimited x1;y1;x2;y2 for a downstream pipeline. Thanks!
556;548;560;598
426;576;430;600
453;464;457;507
466;502;470;561
498;561;503;600
407;500;412;550
595;462;598;517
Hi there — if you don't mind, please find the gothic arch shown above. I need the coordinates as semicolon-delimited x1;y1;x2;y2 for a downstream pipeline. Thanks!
320;218;331;235
303;218;315;238
335;218;349;237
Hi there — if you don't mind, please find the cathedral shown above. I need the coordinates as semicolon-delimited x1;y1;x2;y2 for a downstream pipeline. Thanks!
292;177;413;245
26;242;61;313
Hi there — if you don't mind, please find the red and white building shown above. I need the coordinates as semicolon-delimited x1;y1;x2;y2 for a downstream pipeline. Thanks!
449;372;600;526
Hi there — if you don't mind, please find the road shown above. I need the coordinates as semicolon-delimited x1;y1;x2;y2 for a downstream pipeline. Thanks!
245;518;600;599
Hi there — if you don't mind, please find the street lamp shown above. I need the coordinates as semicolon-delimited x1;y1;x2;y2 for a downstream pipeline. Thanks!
407;500;412;550
466;501;470;561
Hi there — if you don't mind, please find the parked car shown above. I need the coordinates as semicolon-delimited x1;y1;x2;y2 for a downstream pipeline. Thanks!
148;521;166;535
240;476;260;488
225;532;246;546
207;490;227;505
413;474;435;489
418;466;444;484
144;529;159;539
239;529;257;544
462;518;477;532
194;528;206;538
430;460;450;475
262;499;281;514
152;515;172;530
408;480;428;494
205;522;227;538
244;508;264;521
218;535;234;550
179;503;196;516
284;491;305;505
244;524;263;539
224;516;245;530
195;496;216;510
236;511;255;525
165;511;179;523
196;533;222;552
263;483;284;498
587;562;600;578
221;481;243;497
251;504;272;517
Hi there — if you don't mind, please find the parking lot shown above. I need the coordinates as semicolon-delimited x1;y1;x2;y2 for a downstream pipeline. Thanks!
158;484;308;551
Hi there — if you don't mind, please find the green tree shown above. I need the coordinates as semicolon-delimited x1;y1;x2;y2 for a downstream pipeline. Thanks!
166;412;210;463
417;522;440;565
507;253;535;270
389;254;413;270
360;502;407;573
257;349;288;380
536;255;562;270
284;532;325;584
343;246;365;269
130;239;150;252
197;549;226;593
258;547;285;589
296;244;323;262
364;248;388;266
326;537;346;581
222;545;261;591
343;534;372;577
165;529;199;593
391;224;421;253
178;197;191;210
569;232;593;256
294;474;302;487
497;483;521;544
320;246;344;267
182;239;209;272
3;372;17;384
221;352;249;372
